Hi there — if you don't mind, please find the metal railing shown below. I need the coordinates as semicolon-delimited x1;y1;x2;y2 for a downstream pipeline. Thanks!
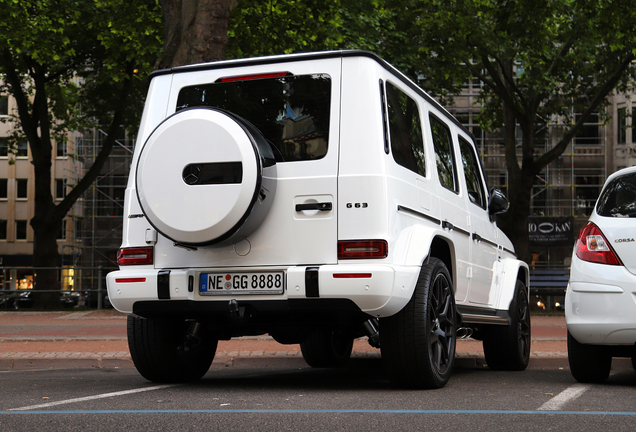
0;266;116;311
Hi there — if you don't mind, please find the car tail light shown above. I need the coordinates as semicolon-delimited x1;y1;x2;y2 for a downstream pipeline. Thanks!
117;247;153;265
338;240;388;259
575;223;622;266
333;273;372;279
115;278;147;283
217;72;290;82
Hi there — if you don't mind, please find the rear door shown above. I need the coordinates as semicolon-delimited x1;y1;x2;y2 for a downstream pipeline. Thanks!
153;57;342;268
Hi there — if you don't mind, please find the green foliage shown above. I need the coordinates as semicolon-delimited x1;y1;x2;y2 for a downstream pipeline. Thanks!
227;0;403;58
0;0;163;141
227;0;345;57
383;0;636;135
0;0;163;281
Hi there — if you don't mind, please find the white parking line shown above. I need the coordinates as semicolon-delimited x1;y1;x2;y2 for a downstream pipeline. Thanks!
9;385;177;411
537;384;590;411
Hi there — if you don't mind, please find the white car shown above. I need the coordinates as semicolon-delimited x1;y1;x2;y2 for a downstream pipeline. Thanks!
566;165;636;382
107;50;530;389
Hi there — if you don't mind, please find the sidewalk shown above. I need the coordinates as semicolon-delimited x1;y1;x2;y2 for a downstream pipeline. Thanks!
0;310;567;370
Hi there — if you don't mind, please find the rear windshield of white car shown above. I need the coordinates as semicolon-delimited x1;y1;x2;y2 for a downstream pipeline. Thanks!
596;173;636;217
176;74;331;162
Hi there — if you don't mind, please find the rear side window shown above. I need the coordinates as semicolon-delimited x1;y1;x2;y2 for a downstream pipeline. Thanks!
597;173;636;217
459;136;486;209
430;115;458;192
176;74;331;162
385;82;425;176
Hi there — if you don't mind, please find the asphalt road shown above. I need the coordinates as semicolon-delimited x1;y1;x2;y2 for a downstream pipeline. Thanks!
1;357;635;432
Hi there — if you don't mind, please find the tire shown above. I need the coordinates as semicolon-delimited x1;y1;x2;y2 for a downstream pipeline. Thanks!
380;258;457;389
136;108;277;246
300;329;354;368
567;331;611;383
127;316;217;383
482;279;531;371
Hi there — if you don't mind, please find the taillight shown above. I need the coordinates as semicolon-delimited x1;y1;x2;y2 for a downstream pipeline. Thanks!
575;223;622;266
338;240;388;259
117;247;154;265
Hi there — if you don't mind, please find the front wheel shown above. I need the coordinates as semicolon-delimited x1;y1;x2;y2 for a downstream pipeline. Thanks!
380;258;457;389
482;279;531;371
127;316;217;383
567;331;611;383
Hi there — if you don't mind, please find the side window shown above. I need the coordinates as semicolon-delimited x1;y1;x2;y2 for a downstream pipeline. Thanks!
385;82;425;177
430;114;458;192
459;136;487;209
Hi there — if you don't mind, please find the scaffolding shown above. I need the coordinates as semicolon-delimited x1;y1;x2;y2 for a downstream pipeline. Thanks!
63;129;134;291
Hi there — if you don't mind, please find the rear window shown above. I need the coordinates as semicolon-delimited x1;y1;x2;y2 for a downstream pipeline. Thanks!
597;172;636;217
176;74;331;162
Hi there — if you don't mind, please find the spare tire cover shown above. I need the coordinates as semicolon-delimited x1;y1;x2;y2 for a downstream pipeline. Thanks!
136;108;275;246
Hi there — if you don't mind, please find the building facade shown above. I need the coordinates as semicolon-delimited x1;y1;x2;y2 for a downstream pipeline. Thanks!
0;93;131;293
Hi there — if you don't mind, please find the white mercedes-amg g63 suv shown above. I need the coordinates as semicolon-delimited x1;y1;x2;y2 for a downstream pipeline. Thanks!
107;50;530;389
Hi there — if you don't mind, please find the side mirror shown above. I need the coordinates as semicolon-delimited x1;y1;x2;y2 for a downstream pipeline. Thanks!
488;188;509;216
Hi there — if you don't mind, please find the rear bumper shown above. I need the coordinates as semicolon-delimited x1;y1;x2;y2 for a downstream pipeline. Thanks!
106;264;420;318
565;257;636;345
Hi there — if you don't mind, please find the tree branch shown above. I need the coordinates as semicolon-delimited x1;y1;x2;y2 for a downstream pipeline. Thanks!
53;63;134;220
534;52;636;171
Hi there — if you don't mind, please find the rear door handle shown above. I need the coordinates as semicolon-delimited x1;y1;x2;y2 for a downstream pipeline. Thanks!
295;202;333;212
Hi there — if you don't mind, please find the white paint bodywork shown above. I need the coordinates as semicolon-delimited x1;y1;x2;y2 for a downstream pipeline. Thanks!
108;51;526;321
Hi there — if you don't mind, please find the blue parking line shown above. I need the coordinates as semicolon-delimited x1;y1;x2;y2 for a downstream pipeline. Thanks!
2;409;636;416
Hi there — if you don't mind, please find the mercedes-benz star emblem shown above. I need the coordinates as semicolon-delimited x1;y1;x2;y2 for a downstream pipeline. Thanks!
182;164;201;185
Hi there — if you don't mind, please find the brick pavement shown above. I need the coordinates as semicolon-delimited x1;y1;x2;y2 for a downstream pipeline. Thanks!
0;310;568;370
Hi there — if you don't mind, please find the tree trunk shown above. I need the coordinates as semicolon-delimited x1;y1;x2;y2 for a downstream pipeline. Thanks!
31;213;62;309
156;0;238;69
496;100;534;264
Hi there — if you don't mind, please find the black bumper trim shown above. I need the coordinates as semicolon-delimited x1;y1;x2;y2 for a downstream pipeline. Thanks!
305;267;319;298
157;270;171;300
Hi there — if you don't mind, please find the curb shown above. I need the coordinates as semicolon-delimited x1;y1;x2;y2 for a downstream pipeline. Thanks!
0;350;568;371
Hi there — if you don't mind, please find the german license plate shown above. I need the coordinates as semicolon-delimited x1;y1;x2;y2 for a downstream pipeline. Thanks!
199;272;285;295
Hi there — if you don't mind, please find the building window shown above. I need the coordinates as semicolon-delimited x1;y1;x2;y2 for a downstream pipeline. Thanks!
574;113;600;145
16;140;28;157
618;107;627;144
0;96;8;116
16;179;27;199
56;141;67;157
15;220;27;240
55;179;66;199
0;179;7;199
57;220;66;240
0;220;6;240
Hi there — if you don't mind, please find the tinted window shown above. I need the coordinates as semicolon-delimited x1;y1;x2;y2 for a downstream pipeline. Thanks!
16;220;27;240
597;173;636;217
385;82;425;176
176;74;331;162
459;137;486;209
430;115;458;192
16;179;27;199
